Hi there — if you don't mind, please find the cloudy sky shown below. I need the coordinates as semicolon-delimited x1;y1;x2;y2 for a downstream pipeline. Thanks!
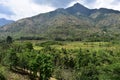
0;0;120;20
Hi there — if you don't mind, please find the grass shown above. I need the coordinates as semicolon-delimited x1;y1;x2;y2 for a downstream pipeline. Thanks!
32;41;120;51
14;40;120;51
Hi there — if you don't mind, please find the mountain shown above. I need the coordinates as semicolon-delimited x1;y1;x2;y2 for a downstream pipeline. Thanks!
0;18;14;27
0;3;120;41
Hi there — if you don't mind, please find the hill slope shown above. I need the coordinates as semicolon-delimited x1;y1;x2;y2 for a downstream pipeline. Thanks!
0;3;120;41
0;18;14;27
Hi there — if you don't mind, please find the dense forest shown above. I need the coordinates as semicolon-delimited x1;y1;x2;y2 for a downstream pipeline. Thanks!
0;36;120;80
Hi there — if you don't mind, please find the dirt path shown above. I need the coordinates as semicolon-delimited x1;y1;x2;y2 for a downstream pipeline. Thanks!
7;71;29;80
0;67;29;80
10;67;57;80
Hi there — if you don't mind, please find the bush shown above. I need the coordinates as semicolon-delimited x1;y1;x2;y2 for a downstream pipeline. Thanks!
0;73;6;80
36;41;63;47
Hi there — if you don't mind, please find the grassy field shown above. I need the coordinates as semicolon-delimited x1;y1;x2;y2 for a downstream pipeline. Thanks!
33;41;120;51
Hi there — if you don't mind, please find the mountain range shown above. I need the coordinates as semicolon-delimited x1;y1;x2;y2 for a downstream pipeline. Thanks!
0;18;14;27
0;3;120;41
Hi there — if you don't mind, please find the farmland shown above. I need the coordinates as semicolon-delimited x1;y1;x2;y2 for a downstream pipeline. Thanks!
0;39;120;80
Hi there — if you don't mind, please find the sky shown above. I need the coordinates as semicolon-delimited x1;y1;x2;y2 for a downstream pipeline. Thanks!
0;0;120;21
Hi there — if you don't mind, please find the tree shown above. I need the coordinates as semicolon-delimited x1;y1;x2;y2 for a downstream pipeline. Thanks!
8;49;18;69
6;36;12;44
25;42;33;50
35;53;53;80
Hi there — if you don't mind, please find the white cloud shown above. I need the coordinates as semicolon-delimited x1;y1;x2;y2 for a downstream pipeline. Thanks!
94;0;120;10
0;0;55;20
67;0;84;7
0;0;120;20
69;0;120;10
78;0;120;10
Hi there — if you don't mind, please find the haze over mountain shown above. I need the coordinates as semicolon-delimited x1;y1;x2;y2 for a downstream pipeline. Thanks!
0;3;120;41
0;18;14;27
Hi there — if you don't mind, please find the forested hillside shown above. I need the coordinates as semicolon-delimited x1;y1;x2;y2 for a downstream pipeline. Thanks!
0;3;120;41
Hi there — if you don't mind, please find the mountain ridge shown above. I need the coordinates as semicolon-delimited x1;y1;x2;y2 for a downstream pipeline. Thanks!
0;18;14;27
0;3;120;41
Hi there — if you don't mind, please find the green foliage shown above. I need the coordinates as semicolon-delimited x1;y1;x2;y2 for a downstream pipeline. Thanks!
76;64;99;80
8;49;19;68
35;53;53;80
25;42;33;50
36;41;63;47
1;41;120;80
6;36;12;44
0;65;8;80
0;73;6;80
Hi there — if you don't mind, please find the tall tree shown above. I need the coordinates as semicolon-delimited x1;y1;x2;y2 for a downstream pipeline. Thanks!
6;36;12;44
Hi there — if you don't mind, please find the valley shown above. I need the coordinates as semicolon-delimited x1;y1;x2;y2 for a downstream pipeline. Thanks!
0;2;120;80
